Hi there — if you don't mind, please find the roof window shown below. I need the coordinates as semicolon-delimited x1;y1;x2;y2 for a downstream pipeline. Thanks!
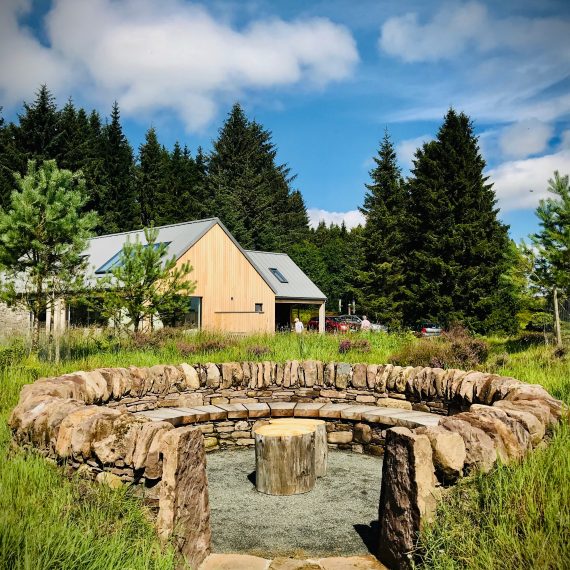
269;267;288;283
95;242;171;274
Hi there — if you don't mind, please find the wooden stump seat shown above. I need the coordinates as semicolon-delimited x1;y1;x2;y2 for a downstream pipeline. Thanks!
269;418;328;477
254;424;316;495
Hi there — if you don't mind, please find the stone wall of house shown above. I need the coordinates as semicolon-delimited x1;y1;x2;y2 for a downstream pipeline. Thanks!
9;360;566;570
0;302;30;338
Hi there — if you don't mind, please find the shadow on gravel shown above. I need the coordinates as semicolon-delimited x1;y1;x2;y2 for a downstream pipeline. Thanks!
354;520;380;554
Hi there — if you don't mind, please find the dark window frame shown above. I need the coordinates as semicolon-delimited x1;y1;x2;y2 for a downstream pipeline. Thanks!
269;267;288;283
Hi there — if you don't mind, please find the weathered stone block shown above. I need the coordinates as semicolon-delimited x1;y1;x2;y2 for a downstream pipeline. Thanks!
157;427;211;569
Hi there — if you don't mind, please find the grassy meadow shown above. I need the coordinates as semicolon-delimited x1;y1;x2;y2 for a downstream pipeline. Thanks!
0;329;568;569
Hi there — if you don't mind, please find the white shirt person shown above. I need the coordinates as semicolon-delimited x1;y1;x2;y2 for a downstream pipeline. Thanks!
294;318;304;333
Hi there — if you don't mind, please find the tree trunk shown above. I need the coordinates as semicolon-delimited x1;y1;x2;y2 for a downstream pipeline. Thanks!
269;418;328;477
554;286;563;347
254;424;316;495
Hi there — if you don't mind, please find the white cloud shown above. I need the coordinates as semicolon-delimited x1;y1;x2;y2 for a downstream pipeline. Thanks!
307;208;365;229
396;134;431;171
379;2;570;124
488;150;570;212
0;0;358;130
499;119;554;159
379;1;488;63
560;130;570;150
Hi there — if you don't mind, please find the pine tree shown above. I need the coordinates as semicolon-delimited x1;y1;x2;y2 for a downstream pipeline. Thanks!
208;103;308;251
0;109;18;209
99;102;138;233
137;127;169;226
405;109;514;332
15;85;63;166
359;131;406;328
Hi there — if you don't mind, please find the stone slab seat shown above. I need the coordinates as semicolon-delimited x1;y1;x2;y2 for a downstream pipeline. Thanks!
142;403;443;430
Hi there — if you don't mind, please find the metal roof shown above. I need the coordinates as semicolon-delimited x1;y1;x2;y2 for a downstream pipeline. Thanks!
84;218;218;281
245;250;326;301
85;218;325;301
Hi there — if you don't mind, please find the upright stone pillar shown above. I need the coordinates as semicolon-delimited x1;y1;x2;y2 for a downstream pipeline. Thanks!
378;427;437;569
157;426;211;569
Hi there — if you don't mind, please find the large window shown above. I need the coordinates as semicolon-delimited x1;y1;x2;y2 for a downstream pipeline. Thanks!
269;267;288;283
160;296;201;329
95;242;171;275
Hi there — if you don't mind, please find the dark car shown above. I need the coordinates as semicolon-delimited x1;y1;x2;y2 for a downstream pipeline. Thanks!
307;316;349;333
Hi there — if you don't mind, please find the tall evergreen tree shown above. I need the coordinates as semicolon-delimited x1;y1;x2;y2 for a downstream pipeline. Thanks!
15;85;63;167
358;131;406;327
0;109;17;209
137;127;169;226
208;103;309;251
404;109;515;332
99;102;138;233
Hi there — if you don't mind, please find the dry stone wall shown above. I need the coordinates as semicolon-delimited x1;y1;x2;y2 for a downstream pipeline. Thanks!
9;360;566;570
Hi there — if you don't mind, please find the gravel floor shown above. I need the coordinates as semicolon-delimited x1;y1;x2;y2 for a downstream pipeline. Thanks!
206;447;383;558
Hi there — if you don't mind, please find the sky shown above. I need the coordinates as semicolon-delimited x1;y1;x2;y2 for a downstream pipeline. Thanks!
1;0;569;242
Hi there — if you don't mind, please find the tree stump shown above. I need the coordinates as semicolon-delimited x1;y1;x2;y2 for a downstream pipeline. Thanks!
254;424;316;495
269;418;328;477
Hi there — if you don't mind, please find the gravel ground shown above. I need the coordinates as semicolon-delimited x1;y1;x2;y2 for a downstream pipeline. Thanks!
206;447;383;558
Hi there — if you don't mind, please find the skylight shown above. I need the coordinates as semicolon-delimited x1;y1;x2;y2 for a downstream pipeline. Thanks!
95;242;171;274
269;267;288;283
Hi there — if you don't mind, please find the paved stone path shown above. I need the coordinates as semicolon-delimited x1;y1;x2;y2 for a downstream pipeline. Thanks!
135;401;440;428
199;553;387;569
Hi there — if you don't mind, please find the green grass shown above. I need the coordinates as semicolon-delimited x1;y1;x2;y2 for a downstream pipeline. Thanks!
0;330;568;569
416;340;570;570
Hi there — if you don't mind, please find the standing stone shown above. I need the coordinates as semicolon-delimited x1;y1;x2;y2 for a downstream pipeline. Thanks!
178;363;200;391
378;427;437;570
366;365;378;390
302;360;318;387
157;427;211;570
336;363;351;390
352;364;367;389
206;364;220;389
324;362;336;387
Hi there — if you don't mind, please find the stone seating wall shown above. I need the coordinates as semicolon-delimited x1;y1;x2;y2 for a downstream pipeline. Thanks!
9;360;566;570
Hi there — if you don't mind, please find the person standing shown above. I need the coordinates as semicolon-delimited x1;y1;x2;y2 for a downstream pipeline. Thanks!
294;317;304;334
360;315;371;331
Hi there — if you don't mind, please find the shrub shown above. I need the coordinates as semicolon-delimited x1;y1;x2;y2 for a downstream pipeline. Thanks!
247;345;272;358
175;341;198;357
390;326;489;369
0;339;26;368
338;338;371;354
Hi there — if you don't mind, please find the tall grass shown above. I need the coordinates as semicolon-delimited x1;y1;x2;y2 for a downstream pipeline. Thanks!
1;330;568;569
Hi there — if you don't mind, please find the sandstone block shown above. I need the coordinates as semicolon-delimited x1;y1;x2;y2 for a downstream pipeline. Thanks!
302;360;318;387
415;426;466;481
378;427;437;570
336;363;351;390
353;422;372;444
351;364;367;389
206;363;221;389
327;431;353;444
178;363;200;390
439;417;496;473
376;398;412;410
157;427;211;569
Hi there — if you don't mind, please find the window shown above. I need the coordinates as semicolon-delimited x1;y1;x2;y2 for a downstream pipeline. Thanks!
255;303;263;313
95;242;171;274
269;267;288;283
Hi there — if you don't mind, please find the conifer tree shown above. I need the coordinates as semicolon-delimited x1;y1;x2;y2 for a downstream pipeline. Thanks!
137;127;168;226
100;102;138;233
359;131;406;327
405;109;515;332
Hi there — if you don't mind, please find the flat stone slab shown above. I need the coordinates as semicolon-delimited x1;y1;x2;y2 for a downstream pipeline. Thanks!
192;405;228;421
294;403;326;417
199;554;270;570
268;402;296;417
215;403;248;419
318;404;352;418
340;406;378;421
243;403;270;417
141;403;442;429
318;556;387;569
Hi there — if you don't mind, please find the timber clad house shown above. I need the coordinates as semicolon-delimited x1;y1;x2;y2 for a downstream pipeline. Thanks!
0;218;326;335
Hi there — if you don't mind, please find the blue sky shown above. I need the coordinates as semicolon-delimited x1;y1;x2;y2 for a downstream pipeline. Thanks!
1;0;569;241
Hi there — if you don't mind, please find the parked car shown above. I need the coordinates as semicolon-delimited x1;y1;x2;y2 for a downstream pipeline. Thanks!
418;322;443;337
307;316;349;333
338;315;387;332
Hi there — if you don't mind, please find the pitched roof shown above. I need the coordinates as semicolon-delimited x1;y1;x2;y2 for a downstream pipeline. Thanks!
245;250;326;301
85;218;326;301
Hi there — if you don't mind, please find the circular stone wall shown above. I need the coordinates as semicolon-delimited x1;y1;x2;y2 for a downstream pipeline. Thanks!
207;447;382;558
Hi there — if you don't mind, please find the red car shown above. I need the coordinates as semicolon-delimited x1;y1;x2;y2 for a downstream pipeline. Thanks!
307;316;349;333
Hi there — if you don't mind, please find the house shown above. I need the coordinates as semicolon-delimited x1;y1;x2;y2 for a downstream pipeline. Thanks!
70;217;326;334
